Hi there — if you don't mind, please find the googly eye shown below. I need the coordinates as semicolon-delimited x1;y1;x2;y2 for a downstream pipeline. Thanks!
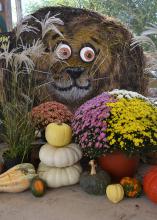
55;43;71;60
80;47;95;63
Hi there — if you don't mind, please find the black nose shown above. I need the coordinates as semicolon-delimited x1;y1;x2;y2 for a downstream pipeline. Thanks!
66;67;85;79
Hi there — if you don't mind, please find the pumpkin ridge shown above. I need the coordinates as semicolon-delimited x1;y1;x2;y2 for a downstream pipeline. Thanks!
55;167;61;186
39;143;82;167
65;166;74;184
73;163;82;173
106;184;124;203
65;148;74;166
70;144;82;162
54;148;69;167
70;147;80;163
38;163;82;188
144;173;157;192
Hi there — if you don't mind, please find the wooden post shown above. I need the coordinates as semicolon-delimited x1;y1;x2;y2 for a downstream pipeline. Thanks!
0;0;12;30
15;0;23;23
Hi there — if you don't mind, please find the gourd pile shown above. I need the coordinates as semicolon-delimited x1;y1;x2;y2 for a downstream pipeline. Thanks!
80;159;143;204
37;122;83;188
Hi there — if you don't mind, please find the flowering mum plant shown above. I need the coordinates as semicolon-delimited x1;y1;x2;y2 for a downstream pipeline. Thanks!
109;89;157;106
72;90;157;159
109;89;149;100
72;92;116;158
31;101;73;129
109;89;157;107
106;98;157;155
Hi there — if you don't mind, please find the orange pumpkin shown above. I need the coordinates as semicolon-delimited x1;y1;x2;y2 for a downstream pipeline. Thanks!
120;177;142;198
143;166;157;203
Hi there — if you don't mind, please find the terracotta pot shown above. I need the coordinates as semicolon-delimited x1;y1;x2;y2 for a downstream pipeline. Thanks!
98;151;140;181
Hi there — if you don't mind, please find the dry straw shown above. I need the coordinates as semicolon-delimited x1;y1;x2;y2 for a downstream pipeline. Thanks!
0;12;63;161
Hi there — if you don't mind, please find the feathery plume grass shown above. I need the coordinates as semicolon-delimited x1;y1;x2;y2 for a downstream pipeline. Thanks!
131;23;157;50
15;15;39;41
0;11;64;161
33;12;64;39
142;24;157;36
131;36;156;50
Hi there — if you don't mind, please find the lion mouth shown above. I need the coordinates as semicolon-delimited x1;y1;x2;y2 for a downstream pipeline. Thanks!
53;79;91;92
51;66;91;92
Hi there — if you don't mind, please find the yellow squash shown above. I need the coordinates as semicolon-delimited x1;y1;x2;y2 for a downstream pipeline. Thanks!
45;123;72;147
0;163;37;193
106;184;124;203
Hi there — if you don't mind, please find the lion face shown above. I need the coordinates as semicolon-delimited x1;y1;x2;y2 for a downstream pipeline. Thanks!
38;21;113;105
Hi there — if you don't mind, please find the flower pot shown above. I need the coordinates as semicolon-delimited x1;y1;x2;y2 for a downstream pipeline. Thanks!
2;151;31;171
0;162;4;174
3;156;22;171
98;151;140;181
41;129;46;142
80;157;91;171
145;152;157;165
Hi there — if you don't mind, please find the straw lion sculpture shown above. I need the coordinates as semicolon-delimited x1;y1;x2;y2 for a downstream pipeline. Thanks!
9;6;147;109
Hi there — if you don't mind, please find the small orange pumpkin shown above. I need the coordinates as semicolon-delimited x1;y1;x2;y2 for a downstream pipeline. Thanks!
120;177;142;198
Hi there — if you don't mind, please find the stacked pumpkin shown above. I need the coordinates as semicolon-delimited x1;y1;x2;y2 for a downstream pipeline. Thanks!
37;123;82;188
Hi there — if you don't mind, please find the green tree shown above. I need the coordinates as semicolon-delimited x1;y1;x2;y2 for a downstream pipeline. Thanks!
23;0;157;35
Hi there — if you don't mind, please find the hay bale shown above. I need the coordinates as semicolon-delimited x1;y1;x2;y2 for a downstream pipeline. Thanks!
9;6;148;108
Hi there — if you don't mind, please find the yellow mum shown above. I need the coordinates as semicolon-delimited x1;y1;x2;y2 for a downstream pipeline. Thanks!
106;98;157;153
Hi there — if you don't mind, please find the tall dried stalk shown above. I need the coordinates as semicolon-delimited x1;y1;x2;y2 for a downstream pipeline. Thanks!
0;12;63;160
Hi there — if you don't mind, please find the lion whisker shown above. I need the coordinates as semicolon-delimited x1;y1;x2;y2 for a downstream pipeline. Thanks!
91;76;110;81
19;68;51;75
89;52;102;76
90;56;106;77
33;67;62;89
35;80;55;89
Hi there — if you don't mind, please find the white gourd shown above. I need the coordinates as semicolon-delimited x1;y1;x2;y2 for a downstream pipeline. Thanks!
39;143;82;167
38;162;82;188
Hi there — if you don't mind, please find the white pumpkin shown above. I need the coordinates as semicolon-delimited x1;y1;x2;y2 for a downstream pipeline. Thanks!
39;143;82;167
38;162;82;188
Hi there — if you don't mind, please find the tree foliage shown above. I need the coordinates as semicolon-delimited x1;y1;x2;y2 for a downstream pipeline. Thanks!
23;0;157;35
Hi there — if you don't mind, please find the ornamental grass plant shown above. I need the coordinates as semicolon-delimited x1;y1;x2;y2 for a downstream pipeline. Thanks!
0;13;63;163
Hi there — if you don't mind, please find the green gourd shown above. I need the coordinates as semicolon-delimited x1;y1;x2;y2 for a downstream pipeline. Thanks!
80;160;111;195
30;177;46;197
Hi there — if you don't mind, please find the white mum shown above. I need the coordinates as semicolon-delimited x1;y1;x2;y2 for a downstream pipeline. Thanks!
109;89;149;100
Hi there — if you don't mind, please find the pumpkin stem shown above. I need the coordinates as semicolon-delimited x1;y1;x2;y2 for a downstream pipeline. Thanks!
89;160;97;175
57;122;62;125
